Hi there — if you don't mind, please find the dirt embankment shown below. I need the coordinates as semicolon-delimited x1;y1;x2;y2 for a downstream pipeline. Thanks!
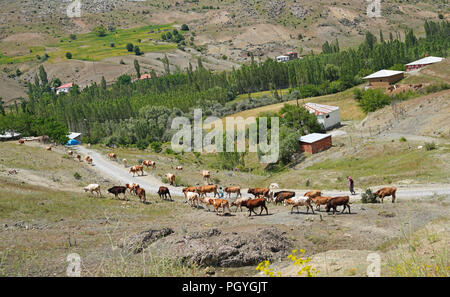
359;89;450;139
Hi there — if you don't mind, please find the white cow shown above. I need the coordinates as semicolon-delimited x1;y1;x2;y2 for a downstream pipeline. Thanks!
83;184;101;196
284;197;314;214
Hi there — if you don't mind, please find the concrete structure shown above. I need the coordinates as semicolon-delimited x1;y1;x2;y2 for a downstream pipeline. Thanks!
276;55;290;63
56;82;73;95
304;103;341;130
405;56;444;72
299;133;332;154
363;70;404;87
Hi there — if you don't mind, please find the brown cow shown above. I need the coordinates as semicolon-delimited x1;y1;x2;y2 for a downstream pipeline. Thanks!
241;198;268;217
373;187;397;203
67;150;73;156
86;156;93;165
175;166;183;170
125;183;139;195
108;153;117;160
18;139;25;144
157;186;172;200
46;146;52;151
326;196;351;215
210;198;231;215
274;191;296;205
311;196;333;211
135;186;146;203
76;154;82;162
142;160;156;169
165;173;175;185
247;188;271;200
304;190;322;199
196;185;219;198
130;165;144;176
224;186;242;198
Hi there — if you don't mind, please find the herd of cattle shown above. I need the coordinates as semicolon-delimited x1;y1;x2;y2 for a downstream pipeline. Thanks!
75;151;398;217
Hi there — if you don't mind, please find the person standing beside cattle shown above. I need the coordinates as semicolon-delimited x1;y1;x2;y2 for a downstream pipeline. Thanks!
218;187;224;199
348;176;356;195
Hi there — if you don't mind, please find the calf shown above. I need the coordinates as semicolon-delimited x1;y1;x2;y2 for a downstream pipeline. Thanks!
273;191;295;205
107;186;127;200
157;186;172;200
183;186;198;202
199;196;214;211
373;187;397;203
224;186;242;199
326;196;351;215
83;184;101;196
230;197;251;212
285;197;314;214
186;192;199;208
311;196;333;211
241;198;268;217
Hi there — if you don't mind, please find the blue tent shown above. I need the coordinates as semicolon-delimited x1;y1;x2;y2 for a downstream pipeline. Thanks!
66;139;80;146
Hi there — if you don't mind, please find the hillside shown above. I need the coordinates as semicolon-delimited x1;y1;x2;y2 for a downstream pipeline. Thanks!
0;0;448;102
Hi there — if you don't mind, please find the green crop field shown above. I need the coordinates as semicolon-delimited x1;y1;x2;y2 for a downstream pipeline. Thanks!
0;24;178;65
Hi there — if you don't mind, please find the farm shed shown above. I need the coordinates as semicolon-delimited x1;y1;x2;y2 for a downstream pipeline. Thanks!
363;70;404;87
405;56;444;72
304;103;341;130
0;131;21;141
56;82;73;95
299;133;332;154
276;55;290;63
67;132;82;142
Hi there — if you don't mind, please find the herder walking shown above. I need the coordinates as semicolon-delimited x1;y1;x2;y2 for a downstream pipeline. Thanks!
348;176;356;195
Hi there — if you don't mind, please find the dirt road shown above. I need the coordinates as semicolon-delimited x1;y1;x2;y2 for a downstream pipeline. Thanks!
76;146;450;200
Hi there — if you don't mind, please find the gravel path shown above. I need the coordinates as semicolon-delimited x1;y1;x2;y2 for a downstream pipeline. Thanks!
76;146;450;200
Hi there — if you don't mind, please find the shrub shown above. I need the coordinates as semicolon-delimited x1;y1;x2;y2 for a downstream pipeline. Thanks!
399;136;407;142
110;42;115;47
73;172;82;180
358;89;391;113
181;24;189;31
65;52;72;59
69;34;77;40
126;43;134;52
361;189;379;203
93;26;107;37
424;142;436;151
151;142;162;153
134;46;143;56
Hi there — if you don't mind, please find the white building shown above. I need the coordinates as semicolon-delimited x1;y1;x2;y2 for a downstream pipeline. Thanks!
405;56;444;72
276;55;290;63
304;103;341;130
56;82;73;95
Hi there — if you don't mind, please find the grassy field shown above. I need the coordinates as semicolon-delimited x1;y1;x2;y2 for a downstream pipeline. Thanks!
228;87;365;121
0;24;178;65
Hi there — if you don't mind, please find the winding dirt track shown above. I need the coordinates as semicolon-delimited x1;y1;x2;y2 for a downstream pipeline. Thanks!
76;146;450;200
